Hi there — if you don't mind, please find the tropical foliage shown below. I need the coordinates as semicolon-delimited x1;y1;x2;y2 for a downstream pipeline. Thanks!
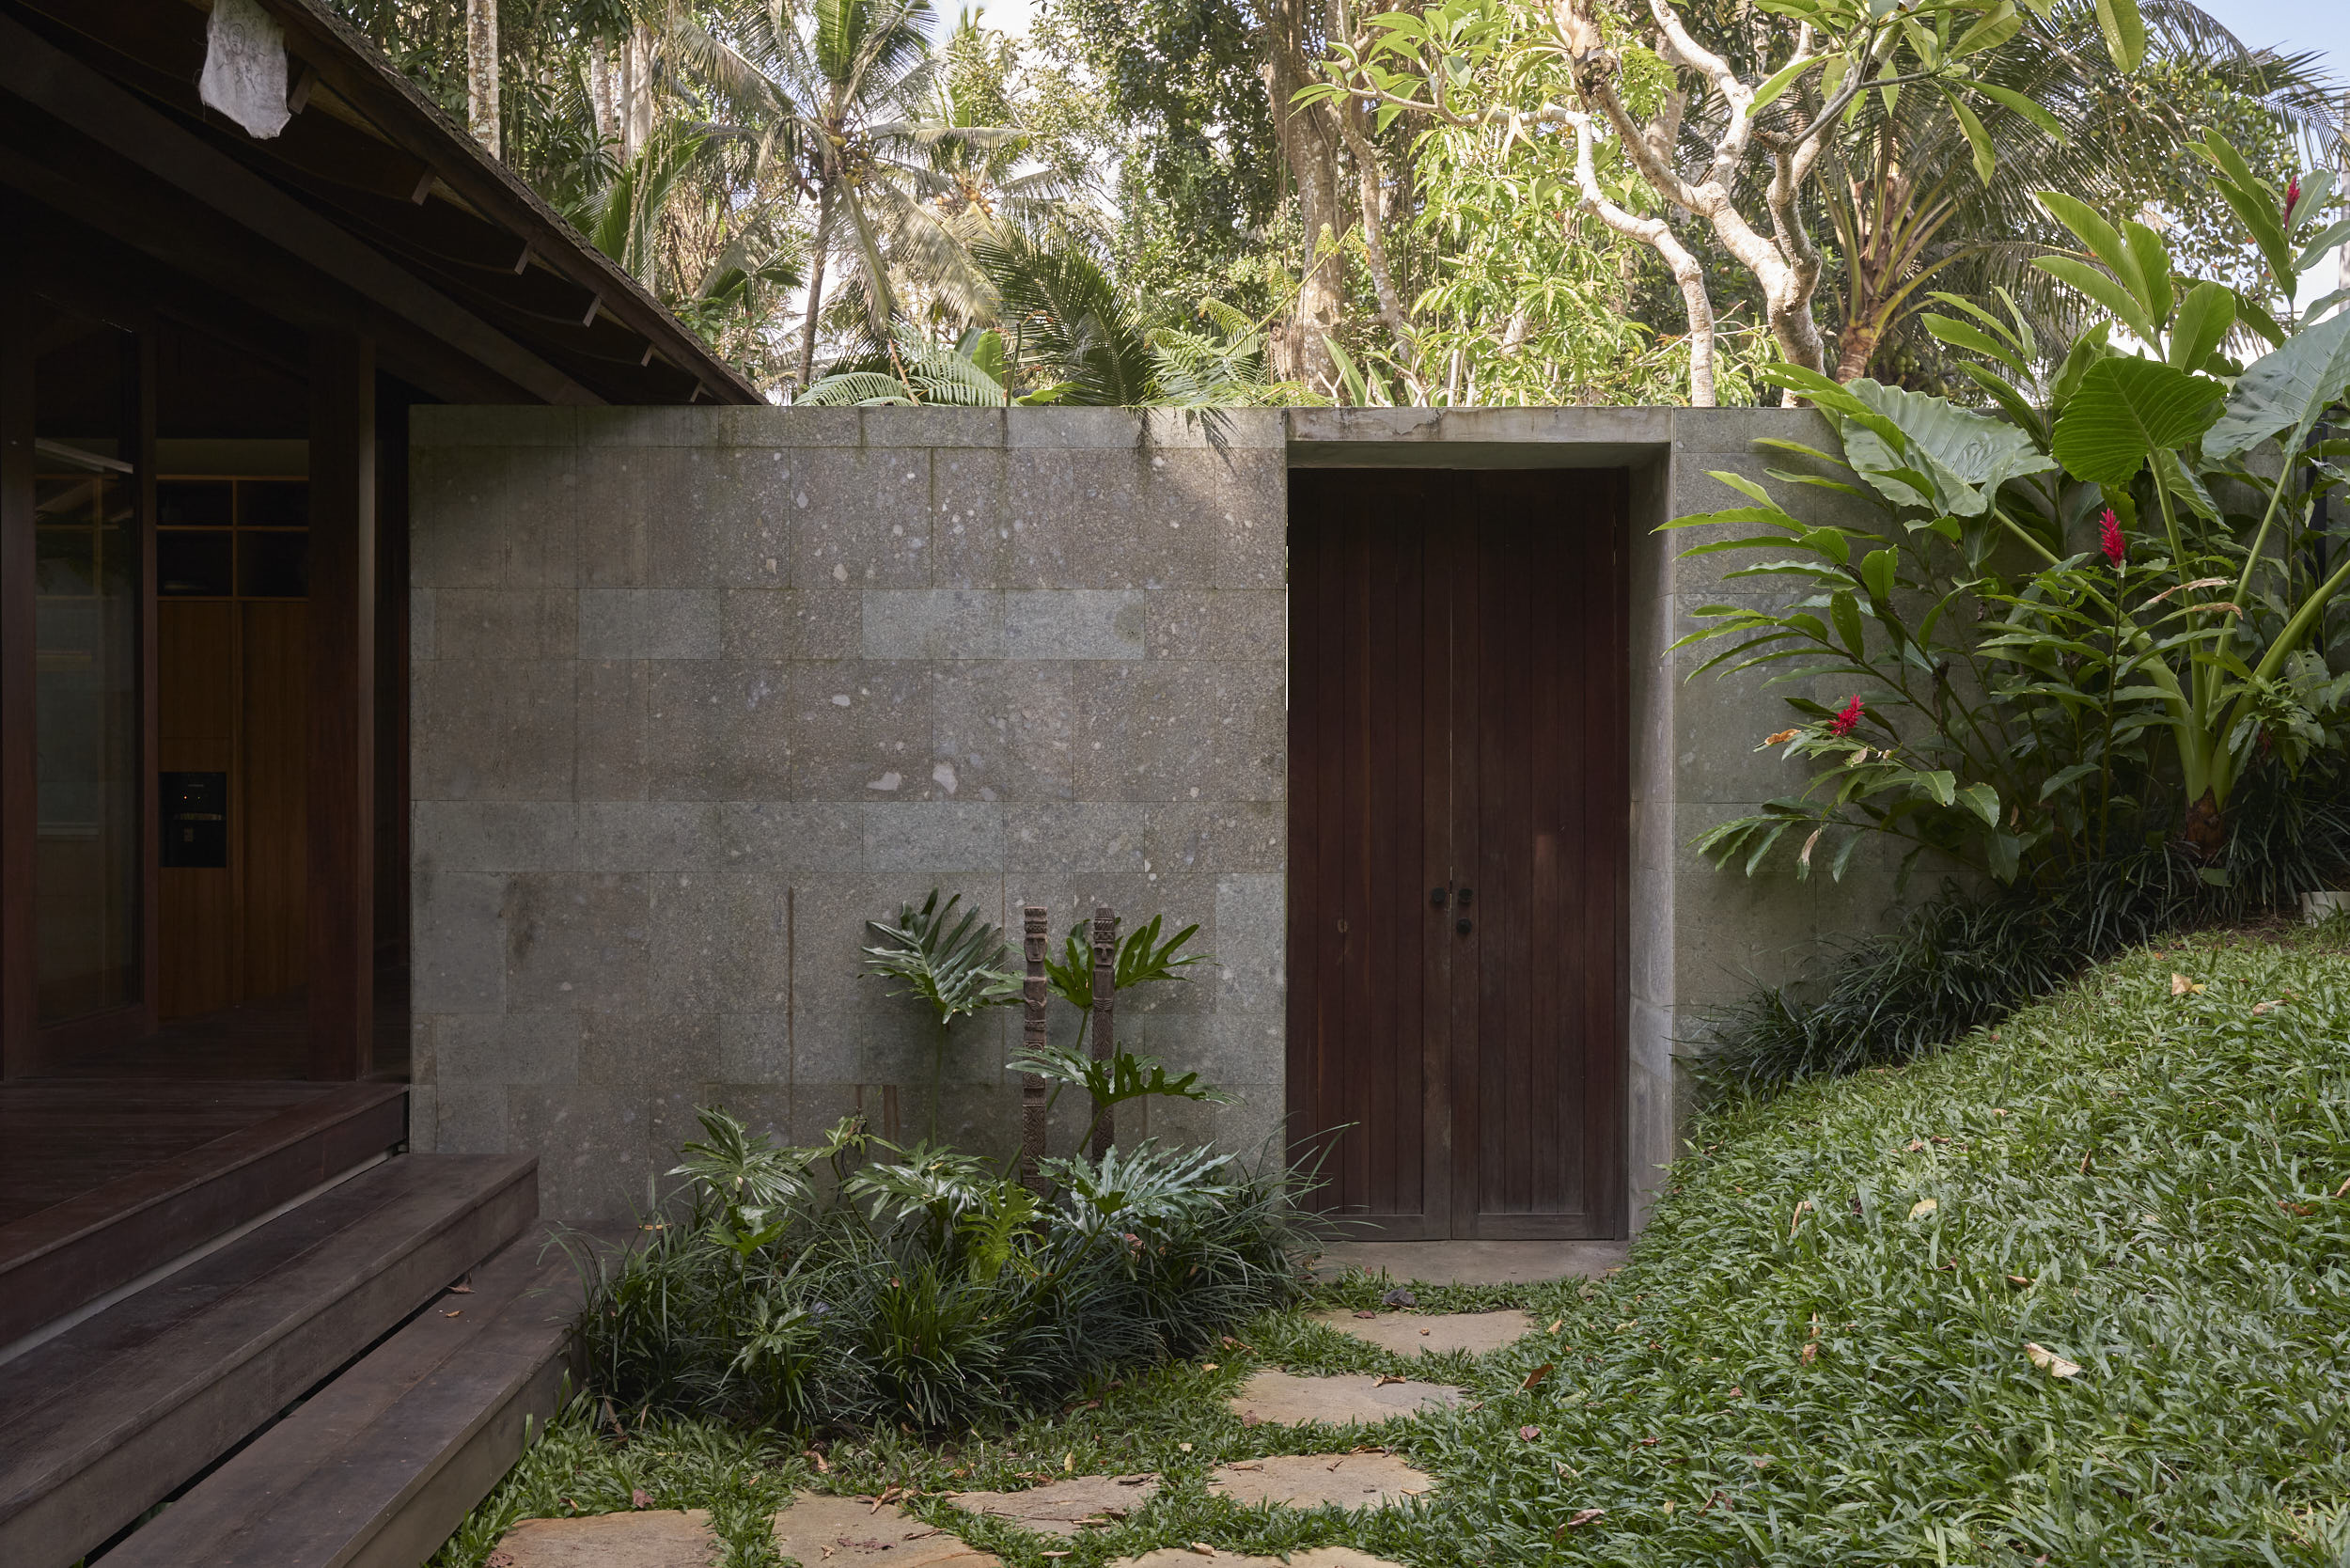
1676;149;2350;890
566;1085;1304;1431
335;0;2334;404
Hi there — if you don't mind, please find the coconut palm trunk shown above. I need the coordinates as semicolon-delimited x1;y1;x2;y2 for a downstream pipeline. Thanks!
797;185;835;389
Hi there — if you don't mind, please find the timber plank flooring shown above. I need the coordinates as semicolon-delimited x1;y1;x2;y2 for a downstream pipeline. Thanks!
101;1227;589;1568
0;1081;407;1346
0;1152;535;1568
0;1078;332;1226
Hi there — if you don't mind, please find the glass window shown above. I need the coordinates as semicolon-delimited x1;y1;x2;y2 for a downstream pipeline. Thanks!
34;316;142;1024
158;530;233;597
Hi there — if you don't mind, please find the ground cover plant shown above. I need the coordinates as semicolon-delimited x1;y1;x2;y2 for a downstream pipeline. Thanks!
444;925;2350;1566
1678;152;2350;1086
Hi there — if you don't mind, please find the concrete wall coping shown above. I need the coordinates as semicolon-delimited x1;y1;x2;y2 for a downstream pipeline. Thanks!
408;404;1288;450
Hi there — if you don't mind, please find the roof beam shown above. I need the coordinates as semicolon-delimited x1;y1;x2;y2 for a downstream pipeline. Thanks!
0;115;536;405
0;12;600;405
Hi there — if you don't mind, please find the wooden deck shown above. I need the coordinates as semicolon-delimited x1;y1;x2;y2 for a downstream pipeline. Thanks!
0;1079;409;1348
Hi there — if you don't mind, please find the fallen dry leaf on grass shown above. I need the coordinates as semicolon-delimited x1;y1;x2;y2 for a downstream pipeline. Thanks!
1373;1373;1407;1387
631;1488;652;1509
1520;1425;1543;1441
2171;973;2204;996
2006;1275;2034;1288
1554;1508;1606;1534
2025;1342;2082;1377
2253;1000;2280;1015
1909;1198;1937;1219
1547;1318;1564;1334
1799;1342;1817;1364
1522;1363;1554;1390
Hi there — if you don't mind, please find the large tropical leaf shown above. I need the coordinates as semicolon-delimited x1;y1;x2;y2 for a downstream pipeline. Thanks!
2204;311;2350;461
2048;356;2224;485
1841;379;2056;516
860;890;1021;1025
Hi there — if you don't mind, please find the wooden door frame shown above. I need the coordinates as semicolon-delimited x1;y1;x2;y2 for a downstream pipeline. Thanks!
1284;464;1633;1241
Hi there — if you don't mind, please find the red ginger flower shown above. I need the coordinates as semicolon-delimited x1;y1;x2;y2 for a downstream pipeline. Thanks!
2100;507;2125;567
1829;695;1864;737
2287;175;2302;221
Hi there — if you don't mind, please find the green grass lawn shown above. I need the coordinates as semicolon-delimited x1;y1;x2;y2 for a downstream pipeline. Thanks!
436;925;2350;1567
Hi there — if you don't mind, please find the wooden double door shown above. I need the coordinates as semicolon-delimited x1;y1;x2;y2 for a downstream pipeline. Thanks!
1286;468;1628;1240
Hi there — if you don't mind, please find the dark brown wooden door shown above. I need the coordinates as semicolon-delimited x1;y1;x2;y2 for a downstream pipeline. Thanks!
1287;468;1627;1240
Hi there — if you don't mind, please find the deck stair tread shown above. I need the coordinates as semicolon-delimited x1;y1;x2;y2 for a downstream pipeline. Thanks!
102;1226;591;1568
0;1152;535;1568
0;1081;410;1346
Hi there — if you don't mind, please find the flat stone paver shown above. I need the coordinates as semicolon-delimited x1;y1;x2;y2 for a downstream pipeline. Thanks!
1112;1549;1408;1568
1311;1308;1534;1356
771;1493;998;1565
489;1510;713;1568
1209;1451;1434;1510
1309;1239;1627;1285
948;1474;1160;1535
1228;1369;1465;1426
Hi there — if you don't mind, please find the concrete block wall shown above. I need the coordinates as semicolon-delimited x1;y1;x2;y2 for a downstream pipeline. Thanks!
410;401;1908;1231
407;406;1291;1222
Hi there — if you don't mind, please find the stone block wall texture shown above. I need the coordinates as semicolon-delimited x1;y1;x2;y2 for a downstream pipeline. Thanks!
410;402;1904;1230
407;406;1291;1222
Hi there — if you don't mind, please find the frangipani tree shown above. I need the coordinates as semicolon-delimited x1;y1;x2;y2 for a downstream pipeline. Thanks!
1307;0;2152;405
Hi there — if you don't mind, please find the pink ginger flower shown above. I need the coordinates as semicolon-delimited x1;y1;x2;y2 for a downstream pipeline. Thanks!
1829;695;1864;738
2099;508;2125;567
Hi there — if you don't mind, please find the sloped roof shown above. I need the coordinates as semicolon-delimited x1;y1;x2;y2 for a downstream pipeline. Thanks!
0;0;762;405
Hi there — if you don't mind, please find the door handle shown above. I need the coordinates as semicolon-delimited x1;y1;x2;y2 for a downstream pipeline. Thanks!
1455;917;1472;936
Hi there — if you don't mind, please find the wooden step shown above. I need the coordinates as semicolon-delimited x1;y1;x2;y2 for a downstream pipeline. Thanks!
0;1081;410;1348
101;1226;594;1568
0;1152;535;1568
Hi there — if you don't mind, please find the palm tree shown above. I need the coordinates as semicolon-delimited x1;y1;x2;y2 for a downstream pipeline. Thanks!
796;233;1285;406
1824;0;2338;382
671;0;1007;388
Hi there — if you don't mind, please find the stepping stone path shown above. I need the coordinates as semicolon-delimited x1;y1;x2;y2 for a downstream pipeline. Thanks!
1228;1368;1465;1426
1208;1451;1434;1511
948;1473;1161;1535
772;1493;998;1565
1312;1309;1535;1357
488;1510;715;1568
1112;1550;1408;1568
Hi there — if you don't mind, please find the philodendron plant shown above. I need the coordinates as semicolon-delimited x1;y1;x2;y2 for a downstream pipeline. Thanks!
860;891;1022;1139
1675;137;2350;887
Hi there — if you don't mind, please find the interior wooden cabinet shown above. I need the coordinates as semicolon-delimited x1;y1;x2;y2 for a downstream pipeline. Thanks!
155;477;308;1021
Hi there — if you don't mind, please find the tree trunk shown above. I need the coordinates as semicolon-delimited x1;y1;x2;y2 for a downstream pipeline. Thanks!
464;0;499;157
1259;0;1343;396
795;186;835;392
1834;318;1881;382
621;25;655;160
588;44;618;146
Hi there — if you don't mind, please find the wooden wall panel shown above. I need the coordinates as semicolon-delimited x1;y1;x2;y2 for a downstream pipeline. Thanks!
1287;467;1628;1241
158;599;234;1018
241;601;306;1000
